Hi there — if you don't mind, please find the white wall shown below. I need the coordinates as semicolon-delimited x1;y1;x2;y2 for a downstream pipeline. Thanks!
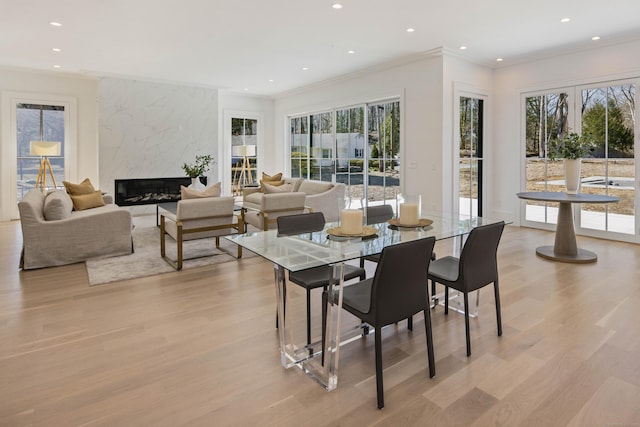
98;78;219;207
493;39;640;224
0;67;98;220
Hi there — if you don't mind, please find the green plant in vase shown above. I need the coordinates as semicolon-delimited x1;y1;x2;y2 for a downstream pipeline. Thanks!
182;154;213;189
547;132;595;161
548;132;594;194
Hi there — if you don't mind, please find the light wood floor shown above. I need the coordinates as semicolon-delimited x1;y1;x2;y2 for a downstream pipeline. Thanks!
2;219;640;426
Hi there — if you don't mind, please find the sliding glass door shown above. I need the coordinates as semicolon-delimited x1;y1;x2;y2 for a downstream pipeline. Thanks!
289;99;400;210
523;90;571;225
522;80;639;242
577;83;636;235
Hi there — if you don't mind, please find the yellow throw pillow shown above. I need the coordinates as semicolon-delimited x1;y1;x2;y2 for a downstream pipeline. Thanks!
180;182;221;199
262;172;283;182
63;178;96;195
260;172;284;192
70;191;106;211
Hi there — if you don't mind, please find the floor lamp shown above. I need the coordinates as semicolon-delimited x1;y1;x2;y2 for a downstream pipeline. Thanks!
232;145;256;192
30;141;61;191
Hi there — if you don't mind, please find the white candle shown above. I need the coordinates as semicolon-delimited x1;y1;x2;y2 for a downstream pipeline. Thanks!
399;203;420;226
341;209;363;235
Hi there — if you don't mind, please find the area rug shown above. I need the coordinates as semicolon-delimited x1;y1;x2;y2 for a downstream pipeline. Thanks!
86;226;252;286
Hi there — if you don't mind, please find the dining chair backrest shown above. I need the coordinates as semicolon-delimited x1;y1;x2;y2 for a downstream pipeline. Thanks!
458;221;505;292
277;212;326;236
370;237;436;327
365;204;394;225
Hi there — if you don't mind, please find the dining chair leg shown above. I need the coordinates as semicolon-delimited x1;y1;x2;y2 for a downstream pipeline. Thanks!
463;292;471;357
423;309;436;378
407;316;413;331
374;325;384;409
306;289;312;345
321;291;327;365
431;280;436;308
444;285;449;315
494;280;503;337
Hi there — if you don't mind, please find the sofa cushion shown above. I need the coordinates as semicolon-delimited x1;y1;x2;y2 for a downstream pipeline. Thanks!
70;191;107;211
262;172;283;182
298;180;334;195
181;182;221;199
263;182;293;194
283;178;304;192
260;172;284;192
63;178;96;195
43;190;73;220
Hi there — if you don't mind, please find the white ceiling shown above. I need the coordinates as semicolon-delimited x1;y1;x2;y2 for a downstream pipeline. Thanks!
2;0;640;97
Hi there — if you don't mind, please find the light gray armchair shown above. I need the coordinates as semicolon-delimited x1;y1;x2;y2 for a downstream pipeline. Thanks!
160;196;243;270
241;191;308;231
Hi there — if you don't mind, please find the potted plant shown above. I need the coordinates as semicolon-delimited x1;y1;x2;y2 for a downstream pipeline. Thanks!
548;132;594;194
182;154;213;189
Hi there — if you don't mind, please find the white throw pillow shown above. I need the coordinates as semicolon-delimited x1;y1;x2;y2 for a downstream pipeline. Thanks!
263;183;293;194
43;190;73;220
181;182;221;199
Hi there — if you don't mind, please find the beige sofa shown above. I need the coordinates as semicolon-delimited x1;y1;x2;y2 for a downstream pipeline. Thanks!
18;189;133;270
242;178;346;230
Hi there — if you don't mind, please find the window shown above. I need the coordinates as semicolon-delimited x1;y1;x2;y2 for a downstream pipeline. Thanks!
578;83;635;235
16;103;66;199
459;96;484;218
289;99;400;209
523;80;638;241
523;91;570;224
230;116;258;195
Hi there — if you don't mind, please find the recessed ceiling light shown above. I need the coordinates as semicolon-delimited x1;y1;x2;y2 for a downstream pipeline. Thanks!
52;48;61;52
347;50;355;54
52;65;61;69
459;46;467;50
243;88;249;91
496;58;503;62
268;79;274;83
332;3;343;9
592;36;601;41
302;67;309;71
406;28;415;33
560;17;570;23
49;21;62;27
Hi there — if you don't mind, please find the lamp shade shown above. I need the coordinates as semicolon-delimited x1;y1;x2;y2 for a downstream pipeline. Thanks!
232;145;256;157
30;141;61;156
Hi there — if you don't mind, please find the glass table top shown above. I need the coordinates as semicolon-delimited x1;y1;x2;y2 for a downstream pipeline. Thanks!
225;212;504;272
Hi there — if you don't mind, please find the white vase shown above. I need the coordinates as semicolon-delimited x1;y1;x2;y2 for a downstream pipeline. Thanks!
189;177;205;190
564;159;581;194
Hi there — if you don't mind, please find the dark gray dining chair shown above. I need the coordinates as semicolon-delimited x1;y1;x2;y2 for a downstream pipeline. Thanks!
277;212;366;345
327;237;437;409
427;221;505;356
359;204;394;268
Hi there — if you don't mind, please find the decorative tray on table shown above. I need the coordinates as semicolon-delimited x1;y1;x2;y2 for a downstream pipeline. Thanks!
326;225;378;238
387;218;434;229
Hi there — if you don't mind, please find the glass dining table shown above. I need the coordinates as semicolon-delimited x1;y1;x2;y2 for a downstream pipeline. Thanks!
225;211;505;391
